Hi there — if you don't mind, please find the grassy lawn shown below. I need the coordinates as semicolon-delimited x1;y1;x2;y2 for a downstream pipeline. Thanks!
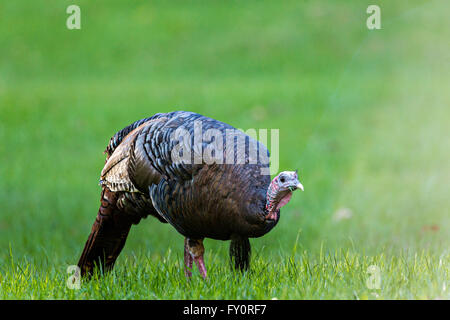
0;0;448;299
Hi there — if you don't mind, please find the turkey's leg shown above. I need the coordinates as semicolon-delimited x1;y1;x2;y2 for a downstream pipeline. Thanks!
230;236;251;271
184;238;193;277
184;238;207;279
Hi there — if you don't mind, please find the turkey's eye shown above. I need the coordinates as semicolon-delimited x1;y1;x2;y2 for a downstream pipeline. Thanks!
280;176;285;183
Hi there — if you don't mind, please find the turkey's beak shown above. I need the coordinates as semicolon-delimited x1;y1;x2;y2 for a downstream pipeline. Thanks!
288;181;304;192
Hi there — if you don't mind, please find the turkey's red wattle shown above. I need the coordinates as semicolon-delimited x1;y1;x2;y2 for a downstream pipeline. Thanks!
276;192;292;210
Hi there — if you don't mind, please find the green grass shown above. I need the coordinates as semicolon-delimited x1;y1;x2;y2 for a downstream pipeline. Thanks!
2;247;448;299
0;0;449;299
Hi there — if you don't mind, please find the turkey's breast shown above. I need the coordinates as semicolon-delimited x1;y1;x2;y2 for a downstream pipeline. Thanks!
100;111;275;240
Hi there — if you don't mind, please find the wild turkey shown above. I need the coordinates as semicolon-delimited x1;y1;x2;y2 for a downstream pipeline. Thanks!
77;111;303;278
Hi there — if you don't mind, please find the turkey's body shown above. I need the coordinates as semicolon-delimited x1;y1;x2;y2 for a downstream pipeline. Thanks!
78;111;278;277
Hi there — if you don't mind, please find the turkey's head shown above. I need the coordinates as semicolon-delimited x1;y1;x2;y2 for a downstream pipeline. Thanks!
265;170;303;221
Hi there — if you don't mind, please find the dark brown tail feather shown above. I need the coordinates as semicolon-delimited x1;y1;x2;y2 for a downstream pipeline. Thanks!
77;187;133;277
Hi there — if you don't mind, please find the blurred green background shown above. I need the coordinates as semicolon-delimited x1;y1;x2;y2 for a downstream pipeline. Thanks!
0;0;448;299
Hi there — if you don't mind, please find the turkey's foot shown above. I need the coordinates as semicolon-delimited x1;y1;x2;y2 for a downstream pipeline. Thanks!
184;237;207;279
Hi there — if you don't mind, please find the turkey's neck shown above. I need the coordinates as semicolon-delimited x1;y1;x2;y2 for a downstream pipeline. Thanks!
265;178;292;220
265;180;279;214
